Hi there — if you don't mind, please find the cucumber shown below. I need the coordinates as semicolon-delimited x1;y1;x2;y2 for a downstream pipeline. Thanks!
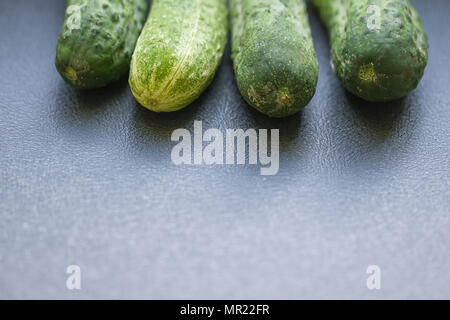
55;0;148;89
129;0;228;112
230;0;319;118
314;0;428;102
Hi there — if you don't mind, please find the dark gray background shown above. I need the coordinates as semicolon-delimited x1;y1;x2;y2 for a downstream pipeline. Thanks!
1;0;449;299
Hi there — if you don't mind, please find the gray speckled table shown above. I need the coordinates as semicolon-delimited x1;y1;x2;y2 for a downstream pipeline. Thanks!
1;0;449;299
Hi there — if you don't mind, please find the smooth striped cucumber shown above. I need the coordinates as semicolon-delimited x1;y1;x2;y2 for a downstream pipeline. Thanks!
230;0;319;118
315;0;428;102
55;0;148;89
129;0;228;112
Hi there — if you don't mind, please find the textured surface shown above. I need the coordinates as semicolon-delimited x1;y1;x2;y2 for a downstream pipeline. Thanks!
129;0;228;111
1;0;449;299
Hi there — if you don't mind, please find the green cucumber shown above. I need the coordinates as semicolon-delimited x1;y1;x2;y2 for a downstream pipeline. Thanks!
55;0;148;89
314;0;428;102
129;0;228;112
230;0;319;118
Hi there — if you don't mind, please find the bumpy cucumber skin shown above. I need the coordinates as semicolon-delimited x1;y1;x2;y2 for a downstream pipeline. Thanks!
129;0;228;112
55;0;148;89
230;0;319;118
315;0;428;102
